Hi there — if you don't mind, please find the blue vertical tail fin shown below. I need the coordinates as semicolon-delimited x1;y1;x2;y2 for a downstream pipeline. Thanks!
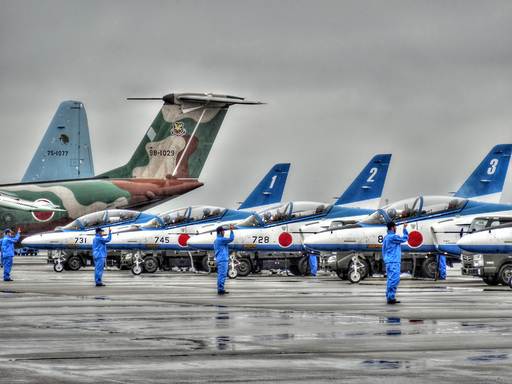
334;154;392;209
22;101;94;182
454;144;512;203
238;163;291;210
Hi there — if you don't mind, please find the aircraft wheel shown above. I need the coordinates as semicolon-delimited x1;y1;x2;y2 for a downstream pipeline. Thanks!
421;256;438;279
131;264;142;275
199;255;209;272
53;263;64;273
509;275;512;290
228;268;238;279
482;275;499;286
143;256;159;273
347;265;362;283
336;270;346;280
67;256;81;271
236;258;251;277
498;264;512;285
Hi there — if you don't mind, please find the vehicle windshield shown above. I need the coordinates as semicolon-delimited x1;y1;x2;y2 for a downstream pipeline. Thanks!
469;217;512;232
468;218;488;233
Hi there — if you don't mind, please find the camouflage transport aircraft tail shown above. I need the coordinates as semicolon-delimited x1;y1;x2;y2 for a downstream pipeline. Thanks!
0;92;263;236
22;100;94;182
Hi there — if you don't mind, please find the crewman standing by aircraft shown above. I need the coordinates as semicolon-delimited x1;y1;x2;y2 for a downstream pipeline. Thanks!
309;253;318;276
2;228;21;281
93;228;111;287
214;224;234;294
383;221;408;304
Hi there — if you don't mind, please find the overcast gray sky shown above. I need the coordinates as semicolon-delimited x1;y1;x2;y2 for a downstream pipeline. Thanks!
1;0;512;211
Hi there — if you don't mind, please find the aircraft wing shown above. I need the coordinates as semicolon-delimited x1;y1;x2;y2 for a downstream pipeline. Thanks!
0;192;65;212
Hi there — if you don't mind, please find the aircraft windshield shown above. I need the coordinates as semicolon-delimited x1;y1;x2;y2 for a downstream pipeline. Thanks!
156;207;190;227
360;210;387;225
288;202;331;220
258;202;291;225
361;196;468;225
64;211;107;230
419;196;466;216
142;218;164;229
237;214;263;228
105;210;140;225
187;206;225;223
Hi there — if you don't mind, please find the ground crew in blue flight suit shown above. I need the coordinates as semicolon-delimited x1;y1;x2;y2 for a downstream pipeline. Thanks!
309;253;318;276
438;255;447;279
2;228;21;281
93;227;111;286
214;224;234;294
382;221;408;304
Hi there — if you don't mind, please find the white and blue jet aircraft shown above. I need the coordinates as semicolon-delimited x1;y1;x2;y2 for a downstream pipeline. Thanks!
187;154;392;257
304;144;512;280
22;163;291;273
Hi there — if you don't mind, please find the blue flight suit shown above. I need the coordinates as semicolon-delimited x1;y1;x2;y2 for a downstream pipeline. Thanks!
309;253;318;276
93;232;111;285
2;233;20;281
214;231;234;292
438;255;447;279
382;228;409;303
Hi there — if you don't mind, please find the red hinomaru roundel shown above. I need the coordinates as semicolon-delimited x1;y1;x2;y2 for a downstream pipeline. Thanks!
178;234;190;247
407;231;423;248
278;232;293;248
32;199;56;222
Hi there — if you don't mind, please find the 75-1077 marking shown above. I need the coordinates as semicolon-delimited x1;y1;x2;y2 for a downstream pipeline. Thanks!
46;150;69;156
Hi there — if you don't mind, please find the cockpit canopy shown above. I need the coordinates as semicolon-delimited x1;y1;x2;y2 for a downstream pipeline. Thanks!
237;202;331;228
63;209;141;231
141;206;226;229
360;196;467;225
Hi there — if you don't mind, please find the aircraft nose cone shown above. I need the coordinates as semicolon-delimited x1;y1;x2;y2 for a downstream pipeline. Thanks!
456;233;479;252
187;233;215;250
304;232;330;251
21;235;38;247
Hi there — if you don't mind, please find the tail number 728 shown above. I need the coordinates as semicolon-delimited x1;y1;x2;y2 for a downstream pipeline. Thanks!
253;236;270;244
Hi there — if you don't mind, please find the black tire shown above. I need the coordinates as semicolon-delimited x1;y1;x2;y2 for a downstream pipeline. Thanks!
298;255;310;275
421;256;438;279
67;256;81;271
131;263;142;275
336;270;346;280
53;263;64;273
482;275;500;286
143;256;159;274
498;264;512;285
236;258;252;277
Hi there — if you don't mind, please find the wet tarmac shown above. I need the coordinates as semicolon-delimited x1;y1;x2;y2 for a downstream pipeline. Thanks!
1;256;512;383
